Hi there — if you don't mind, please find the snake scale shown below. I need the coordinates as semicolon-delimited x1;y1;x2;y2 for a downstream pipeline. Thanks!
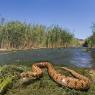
20;62;91;90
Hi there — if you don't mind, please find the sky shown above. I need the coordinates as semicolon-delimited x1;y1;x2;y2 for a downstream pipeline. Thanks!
0;0;95;39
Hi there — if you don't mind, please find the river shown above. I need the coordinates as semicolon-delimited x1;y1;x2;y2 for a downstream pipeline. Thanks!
0;48;95;68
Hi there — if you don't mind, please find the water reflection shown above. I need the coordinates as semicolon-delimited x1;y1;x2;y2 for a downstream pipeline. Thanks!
70;49;92;68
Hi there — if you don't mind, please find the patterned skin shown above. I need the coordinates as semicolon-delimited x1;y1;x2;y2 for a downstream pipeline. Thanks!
20;62;91;90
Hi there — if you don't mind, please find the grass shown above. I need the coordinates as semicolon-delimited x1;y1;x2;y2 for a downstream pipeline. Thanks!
0;63;94;95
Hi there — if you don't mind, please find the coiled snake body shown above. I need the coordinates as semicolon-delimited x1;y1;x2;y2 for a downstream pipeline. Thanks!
20;62;91;90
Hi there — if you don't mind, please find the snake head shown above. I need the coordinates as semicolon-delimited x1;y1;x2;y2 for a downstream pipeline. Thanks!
20;72;28;78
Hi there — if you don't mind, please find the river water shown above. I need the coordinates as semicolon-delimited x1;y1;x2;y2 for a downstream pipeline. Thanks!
0;48;95;68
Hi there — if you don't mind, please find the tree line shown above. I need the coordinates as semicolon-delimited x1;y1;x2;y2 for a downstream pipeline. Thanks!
0;20;79;49
86;24;95;48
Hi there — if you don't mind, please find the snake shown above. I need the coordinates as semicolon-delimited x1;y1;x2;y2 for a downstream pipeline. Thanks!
20;62;91;90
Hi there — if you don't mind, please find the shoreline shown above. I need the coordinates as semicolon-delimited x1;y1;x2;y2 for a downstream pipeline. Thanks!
0;47;86;52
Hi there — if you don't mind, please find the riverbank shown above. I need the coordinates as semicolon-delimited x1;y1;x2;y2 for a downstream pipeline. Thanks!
0;63;95;95
0;48;52;52
0;47;81;52
0;48;31;52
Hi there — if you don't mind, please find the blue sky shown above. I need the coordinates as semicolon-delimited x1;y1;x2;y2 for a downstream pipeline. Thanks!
0;0;95;39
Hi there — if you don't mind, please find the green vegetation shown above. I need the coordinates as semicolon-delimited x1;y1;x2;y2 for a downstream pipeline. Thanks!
0;77;13;94
0;20;80;49
0;65;23;95
0;18;94;95
86;24;95;48
0;64;94;95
